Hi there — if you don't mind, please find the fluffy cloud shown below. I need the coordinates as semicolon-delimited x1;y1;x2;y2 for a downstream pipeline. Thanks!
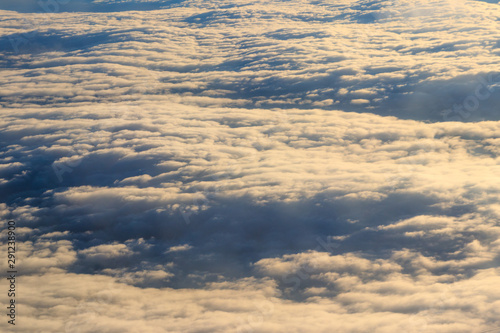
2;0;500;332
1;0;500;120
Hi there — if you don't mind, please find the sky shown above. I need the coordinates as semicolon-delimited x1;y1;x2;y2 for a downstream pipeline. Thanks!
1;0;500;332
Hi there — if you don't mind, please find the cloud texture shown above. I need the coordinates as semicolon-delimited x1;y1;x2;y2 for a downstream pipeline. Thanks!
1;0;500;332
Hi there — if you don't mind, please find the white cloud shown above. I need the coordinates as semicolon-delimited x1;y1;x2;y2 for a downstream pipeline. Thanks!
2;0;500;331
166;244;193;253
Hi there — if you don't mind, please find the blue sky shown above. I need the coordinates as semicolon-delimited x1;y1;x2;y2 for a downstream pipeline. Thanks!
1;0;500;332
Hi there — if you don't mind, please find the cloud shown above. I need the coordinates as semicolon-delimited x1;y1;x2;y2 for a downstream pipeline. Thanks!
2;0;500;332
2;268;500;332
79;242;135;259
166;243;192;252
1;0;500;120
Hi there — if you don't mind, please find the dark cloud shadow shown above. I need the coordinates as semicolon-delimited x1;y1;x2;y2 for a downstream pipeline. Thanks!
0;0;187;13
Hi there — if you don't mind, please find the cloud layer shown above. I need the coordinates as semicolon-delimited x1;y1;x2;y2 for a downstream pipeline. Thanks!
1;0;500;332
